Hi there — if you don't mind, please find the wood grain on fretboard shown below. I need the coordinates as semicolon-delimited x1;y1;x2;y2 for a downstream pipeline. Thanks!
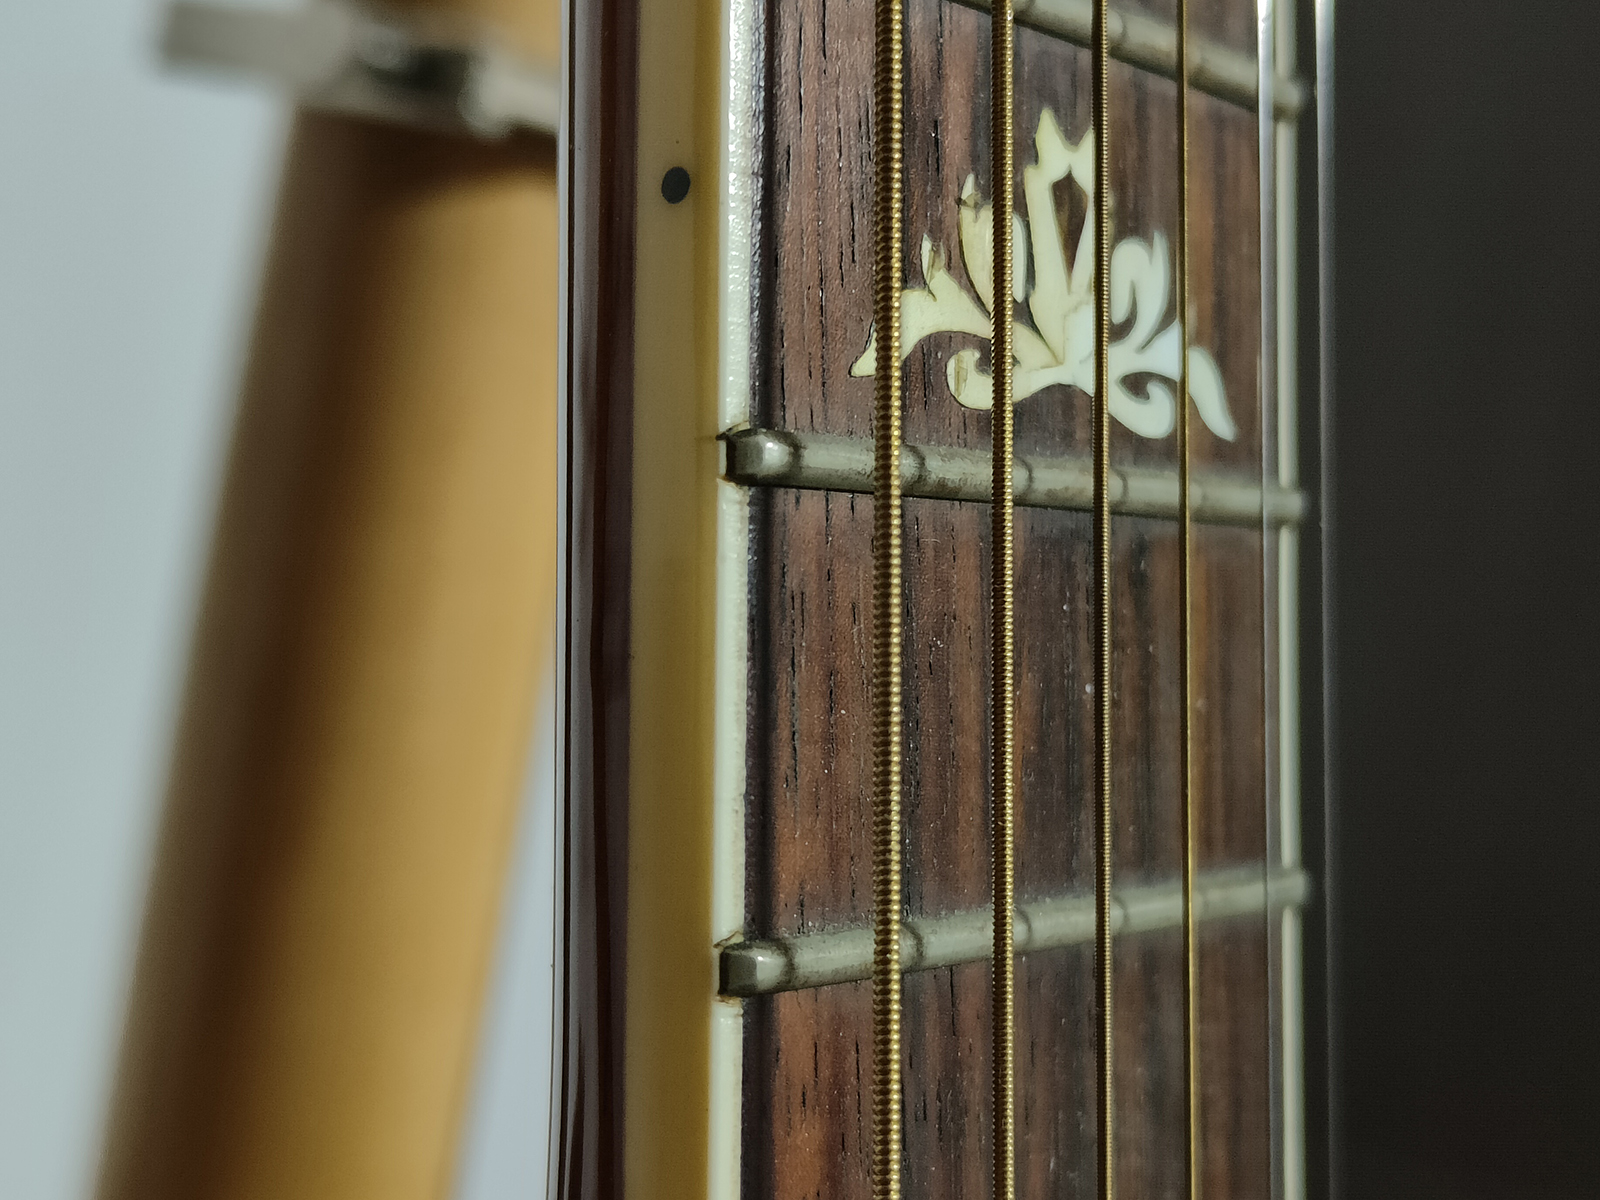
740;0;1272;1195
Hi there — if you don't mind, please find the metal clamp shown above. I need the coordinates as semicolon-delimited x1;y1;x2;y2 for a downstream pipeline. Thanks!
162;1;558;139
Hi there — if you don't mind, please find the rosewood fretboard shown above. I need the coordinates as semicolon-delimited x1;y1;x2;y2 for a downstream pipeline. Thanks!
727;0;1294;1195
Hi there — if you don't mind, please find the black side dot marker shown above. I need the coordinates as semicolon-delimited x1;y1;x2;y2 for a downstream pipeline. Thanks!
661;167;691;204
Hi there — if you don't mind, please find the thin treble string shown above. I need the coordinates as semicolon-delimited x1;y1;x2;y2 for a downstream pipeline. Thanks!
1176;0;1201;1196
1091;1;1116;1199
989;0;1017;1196
868;0;906;1195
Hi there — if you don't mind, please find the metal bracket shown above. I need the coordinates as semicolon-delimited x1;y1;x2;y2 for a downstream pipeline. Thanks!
162;1;558;139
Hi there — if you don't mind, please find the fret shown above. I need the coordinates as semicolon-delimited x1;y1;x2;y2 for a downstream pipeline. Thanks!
722;864;1308;997
951;0;1306;119
723;427;1306;528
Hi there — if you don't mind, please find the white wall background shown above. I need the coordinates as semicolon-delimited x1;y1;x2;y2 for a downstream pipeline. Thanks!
0;3;555;1196
0;4;282;1197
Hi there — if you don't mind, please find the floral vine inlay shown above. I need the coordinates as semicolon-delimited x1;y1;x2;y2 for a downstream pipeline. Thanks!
850;107;1238;442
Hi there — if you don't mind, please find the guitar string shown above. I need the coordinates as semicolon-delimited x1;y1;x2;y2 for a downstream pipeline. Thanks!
989;0;1017;1197
1091;2;1117;1199
1175;0;1201;1196
869;0;905;1193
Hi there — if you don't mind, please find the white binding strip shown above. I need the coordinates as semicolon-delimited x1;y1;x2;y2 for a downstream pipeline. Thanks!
1274;0;1308;1193
707;0;759;1194
708;482;747;1200
724;427;1306;528
722;864;1310;997
951;0;1306;118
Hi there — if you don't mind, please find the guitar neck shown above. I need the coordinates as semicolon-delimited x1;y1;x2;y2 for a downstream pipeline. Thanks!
560;0;1308;1195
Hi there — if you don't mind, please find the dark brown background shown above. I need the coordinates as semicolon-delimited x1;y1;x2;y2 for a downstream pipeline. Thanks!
1317;1;1600;1198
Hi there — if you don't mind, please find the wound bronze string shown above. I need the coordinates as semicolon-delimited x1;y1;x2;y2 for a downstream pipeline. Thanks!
1091;1;1116;1197
989;0;1018;1197
869;0;906;1194
1176;2;1201;1196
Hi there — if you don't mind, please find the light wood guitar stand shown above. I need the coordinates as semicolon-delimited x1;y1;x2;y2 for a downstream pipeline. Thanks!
98;4;559;1198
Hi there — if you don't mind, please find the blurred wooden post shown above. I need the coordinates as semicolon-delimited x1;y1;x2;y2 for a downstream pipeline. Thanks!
97;3;560;1197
